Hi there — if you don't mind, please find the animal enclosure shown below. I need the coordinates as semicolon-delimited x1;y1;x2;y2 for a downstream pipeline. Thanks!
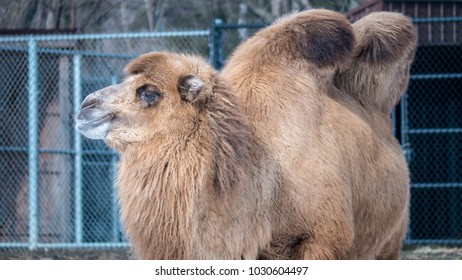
0;31;209;250
0;16;461;253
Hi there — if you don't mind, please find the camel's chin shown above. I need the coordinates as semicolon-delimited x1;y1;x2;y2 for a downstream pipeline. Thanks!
76;121;110;140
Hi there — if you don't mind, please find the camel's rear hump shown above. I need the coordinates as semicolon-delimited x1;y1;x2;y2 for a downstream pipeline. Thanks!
335;12;417;114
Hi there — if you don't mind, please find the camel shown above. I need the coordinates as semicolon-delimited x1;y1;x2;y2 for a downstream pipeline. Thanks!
76;9;416;259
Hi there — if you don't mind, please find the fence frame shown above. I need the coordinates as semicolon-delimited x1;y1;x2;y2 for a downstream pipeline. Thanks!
1;16;462;251
400;17;462;245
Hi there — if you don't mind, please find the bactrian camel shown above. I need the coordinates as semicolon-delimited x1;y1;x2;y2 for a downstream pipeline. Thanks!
76;9;416;259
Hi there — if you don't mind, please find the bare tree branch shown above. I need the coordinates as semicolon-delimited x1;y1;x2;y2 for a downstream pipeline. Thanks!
240;0;274;22
1;0;39;29
144;0;155;31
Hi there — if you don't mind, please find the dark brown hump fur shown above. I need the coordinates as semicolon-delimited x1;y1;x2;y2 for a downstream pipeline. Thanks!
267;9;355;69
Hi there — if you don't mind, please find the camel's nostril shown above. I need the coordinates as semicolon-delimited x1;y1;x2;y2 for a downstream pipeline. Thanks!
80;98;98;110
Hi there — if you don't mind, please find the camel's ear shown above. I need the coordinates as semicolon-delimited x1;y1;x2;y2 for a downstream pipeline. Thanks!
178;75;205;102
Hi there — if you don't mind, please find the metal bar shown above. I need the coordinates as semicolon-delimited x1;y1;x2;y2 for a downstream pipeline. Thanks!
39;48;136;58
73;54;83;245
404;239;462;246
410;73;462;80
83;162;116;167
27;38;39;251
408;128;462;134
1;17;460;43
400;91;410;240
111;154;119;242
0;242;130;249
0;243;30;249
84;76;119;83
412;16;462;23
0;146;118;157
448;102;459;238
81;149;118;156
412;182;462;188
400;92;411;164
215;22;267;29
0;45;137;59
0;30;210;43
4;238;462;249
39;148;76;154
0;146;28;153
209;18;224;69
109;76;120;243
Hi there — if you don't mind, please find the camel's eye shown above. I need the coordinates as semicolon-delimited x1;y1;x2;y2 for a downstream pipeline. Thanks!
137;85;161;106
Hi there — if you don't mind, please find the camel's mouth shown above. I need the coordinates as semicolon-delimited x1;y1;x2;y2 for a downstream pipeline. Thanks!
75;84;123;140
77;113;113;127
76;111;114;140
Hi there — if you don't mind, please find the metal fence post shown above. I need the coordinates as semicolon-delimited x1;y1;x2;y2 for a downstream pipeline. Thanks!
209;18;224;69
400;90;412;242
110;75;120;242
110;155;119;242
400;92;411;164
73;54;83;245
27;38;39;250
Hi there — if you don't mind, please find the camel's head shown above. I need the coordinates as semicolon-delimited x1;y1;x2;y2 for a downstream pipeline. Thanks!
76;52;215;149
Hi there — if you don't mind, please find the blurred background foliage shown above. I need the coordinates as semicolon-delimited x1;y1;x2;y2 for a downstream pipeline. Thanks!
0;0;369;33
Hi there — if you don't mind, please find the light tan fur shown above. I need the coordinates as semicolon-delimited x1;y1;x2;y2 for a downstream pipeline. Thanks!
76;9;415;259
221;9;414;259
335;12;417;115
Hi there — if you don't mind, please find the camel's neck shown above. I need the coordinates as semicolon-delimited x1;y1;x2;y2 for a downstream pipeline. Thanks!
115;82;257;259
116;134;210;259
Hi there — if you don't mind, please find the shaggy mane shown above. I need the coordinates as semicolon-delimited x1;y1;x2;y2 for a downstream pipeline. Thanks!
207;75;256;193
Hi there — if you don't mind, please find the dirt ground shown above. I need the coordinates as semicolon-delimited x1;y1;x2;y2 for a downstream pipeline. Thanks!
1;246;462;260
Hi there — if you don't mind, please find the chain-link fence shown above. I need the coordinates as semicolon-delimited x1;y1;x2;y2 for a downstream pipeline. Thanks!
1;16;461;255
209;19;266;69
0;31;209;251
402;17;462;245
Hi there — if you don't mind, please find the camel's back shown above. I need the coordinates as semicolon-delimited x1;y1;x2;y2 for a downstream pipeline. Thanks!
221;9;411;259
321;94;409;258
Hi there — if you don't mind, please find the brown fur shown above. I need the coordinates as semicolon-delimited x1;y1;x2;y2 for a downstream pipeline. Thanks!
76;9;415;259
221;9;413;259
